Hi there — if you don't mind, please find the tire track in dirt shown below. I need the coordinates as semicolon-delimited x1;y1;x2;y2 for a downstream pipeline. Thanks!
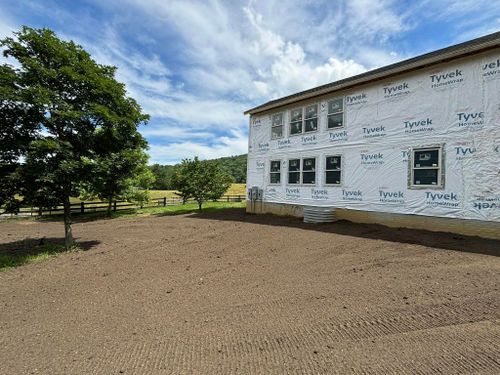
80;297;500;374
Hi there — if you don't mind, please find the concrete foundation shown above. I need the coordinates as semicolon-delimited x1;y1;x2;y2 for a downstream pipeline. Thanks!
246;201;500;240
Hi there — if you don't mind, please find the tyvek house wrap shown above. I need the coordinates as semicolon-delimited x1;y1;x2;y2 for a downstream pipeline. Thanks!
247;50;500;222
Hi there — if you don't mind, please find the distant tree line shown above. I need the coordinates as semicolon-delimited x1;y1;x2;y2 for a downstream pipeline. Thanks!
149;154;247;190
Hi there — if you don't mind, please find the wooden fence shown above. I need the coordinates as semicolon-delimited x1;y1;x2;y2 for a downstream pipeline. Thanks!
0;195;246;218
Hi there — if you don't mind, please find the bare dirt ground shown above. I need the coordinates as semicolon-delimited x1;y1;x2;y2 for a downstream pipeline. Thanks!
0;208;499;375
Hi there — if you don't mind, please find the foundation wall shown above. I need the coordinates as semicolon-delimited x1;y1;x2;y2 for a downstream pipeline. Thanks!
246;201;500;240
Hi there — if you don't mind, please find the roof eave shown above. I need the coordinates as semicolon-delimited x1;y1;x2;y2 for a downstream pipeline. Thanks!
244;32;500;116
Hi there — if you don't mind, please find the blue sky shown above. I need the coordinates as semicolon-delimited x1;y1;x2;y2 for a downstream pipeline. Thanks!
1;1;499;164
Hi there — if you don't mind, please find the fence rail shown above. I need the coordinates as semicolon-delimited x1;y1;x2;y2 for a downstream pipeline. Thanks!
0;195;246;218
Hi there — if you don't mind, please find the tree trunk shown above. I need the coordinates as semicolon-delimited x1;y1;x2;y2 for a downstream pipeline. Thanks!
107;196;113;217
63;196;74;248
198;199;203;211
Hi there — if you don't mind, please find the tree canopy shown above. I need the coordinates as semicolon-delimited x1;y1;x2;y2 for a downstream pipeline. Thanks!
171;157;233;210
0;27;150;247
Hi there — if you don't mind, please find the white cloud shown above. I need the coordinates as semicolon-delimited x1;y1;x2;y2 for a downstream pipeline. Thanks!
10;0;410;163
6;0;471;164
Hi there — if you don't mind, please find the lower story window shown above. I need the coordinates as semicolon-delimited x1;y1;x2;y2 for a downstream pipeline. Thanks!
270;160;281;184
302;157;316;184
288;158;316;184
410;146;444;187
288;159;300;184
325;155;342;185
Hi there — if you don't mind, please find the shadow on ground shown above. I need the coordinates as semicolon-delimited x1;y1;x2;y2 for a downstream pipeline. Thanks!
187;208;500;257
0;237;100;269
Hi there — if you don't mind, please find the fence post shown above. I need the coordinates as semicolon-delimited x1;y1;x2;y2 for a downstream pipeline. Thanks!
227;195;230;202
114;201;117;211
81;202;85;214
163;197;167;206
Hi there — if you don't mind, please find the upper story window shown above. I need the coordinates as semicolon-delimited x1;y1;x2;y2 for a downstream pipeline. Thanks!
409;146;444;188
271;113;283;139
304;104;318;132
327;98;344;129
290;104;318;135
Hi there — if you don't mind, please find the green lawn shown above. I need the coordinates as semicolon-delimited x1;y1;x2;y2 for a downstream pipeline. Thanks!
0;243;80;271
66;183;247;203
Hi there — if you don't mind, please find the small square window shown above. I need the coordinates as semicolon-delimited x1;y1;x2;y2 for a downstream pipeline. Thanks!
409;146;443;188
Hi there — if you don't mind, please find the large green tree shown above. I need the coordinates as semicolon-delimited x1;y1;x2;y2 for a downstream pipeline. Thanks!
171;157;233;211
0;27;149;247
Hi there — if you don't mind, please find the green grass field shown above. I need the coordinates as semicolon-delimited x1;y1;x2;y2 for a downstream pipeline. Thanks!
147;183;246;200
65;183;246;202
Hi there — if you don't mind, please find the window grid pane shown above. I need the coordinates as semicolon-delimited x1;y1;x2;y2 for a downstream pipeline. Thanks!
414;149;439;168
328;113;343;129
305;105;318;119
303;158;315;171
291;109;302;122
328;98;343;114
270;173;281;184
272;113;283;126
326;156;341;170
326;171;341;185
271;125;283;139
413;169;438;185
305;118;317;132
290;121;302;135
289;159;300;172
288;172;300;184
302;171;315;184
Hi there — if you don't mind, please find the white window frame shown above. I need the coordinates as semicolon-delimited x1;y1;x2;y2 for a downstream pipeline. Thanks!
287;157;317;185
327;97;345;130
409;145;445;189
269;159;282;185
271;112;284;140
289;104;319;136
324;154;343;186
